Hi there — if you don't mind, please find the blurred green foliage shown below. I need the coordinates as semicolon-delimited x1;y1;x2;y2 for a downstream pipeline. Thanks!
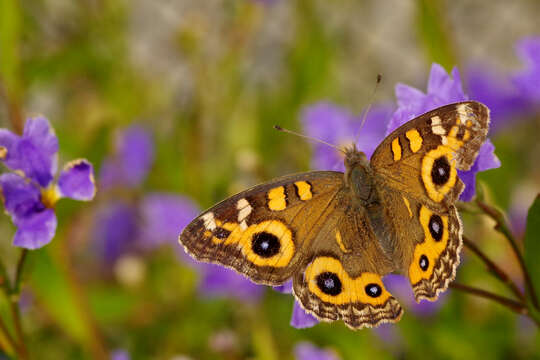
0;0;540;359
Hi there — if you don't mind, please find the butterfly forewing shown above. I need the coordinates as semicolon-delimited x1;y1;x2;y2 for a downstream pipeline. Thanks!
179;171;344;285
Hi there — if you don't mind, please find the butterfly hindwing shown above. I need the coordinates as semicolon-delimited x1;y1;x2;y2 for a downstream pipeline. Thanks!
376;185;463;301
179;171;344;285
291;200;403;329
370;101;489;301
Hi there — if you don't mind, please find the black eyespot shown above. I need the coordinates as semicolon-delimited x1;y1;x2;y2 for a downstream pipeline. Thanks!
419;255;429;271
251;232;280;258
429;214;444;241
316;272;342;296
365;283;382;298
214;228;231;239
431;156;451;186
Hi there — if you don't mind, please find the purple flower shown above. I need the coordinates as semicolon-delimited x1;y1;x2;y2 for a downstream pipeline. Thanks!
99;125;154;190
140;193;199;249
302;102;394;171
467;66;533;133
512;37;540;102
389;63;500;201
291;301;319;328
110;349;130;360
383;274;443;317
95;202;139;264
372;323;403;347
274;280;319;328
197;263;264;302
294;342;340;360
0;117;96;249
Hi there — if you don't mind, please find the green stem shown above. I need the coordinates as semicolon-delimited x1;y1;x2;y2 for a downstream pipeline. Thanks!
462;236;525;302
12;249;27;295
9;249;29;359
476;199;540;309
0;250;29;359
450;283;530;318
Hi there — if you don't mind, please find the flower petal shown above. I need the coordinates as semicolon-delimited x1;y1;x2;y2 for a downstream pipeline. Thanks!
301;102;392;170
18;117;59;187
395;83;426;108
290;301;318;328
383;274;442;316
94;202;139;263
0;173;43;220
512;37;540;102
0;129;20;166
458;140;501;201
198;263;264;303
13;208;57;249
111;350;130;360
140;193;199;249
273;280;293;294
294;341;340;360
117;126;154;188
356;105;394;159
58;159;96;201
302;102;357;171
467;65;533;133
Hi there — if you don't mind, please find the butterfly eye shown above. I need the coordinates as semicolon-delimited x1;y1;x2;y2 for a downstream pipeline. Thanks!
316;272;342;296
419;254;429;271
428;215;444;241
364;283;382;298
431;156;451;186
251;232;280;258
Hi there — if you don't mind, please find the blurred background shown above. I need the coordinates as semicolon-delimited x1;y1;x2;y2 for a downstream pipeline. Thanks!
0;0;540;359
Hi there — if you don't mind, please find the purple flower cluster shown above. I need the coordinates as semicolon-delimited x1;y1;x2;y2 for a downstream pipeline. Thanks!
96;125;263;301
0;117;96;249
467;37;540;133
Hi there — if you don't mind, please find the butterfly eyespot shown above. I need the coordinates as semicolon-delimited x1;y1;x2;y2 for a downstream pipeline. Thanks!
365;283;382;298
428;215;444;241
419;255;429;271
316;272;342;296
251;232;280;258
431;156;451;186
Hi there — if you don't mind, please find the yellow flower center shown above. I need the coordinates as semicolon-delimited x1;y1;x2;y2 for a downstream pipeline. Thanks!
41;186;61;208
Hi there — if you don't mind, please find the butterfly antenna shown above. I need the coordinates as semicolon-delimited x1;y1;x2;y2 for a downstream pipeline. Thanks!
274;125;345;154
354;73;382;145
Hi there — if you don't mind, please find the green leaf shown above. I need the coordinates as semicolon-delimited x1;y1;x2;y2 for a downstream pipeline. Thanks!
524;194;540;304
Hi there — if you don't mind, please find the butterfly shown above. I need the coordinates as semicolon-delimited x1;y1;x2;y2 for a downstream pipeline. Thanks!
179;101;490;329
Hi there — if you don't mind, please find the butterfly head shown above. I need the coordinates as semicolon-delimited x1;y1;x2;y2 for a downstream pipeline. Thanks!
344;144;369;170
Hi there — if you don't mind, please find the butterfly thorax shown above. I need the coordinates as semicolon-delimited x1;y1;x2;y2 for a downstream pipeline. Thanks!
344;146;378;206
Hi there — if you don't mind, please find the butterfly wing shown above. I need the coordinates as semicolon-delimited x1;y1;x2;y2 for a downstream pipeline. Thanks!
370;101;489;301
179;171;345;286
291;192;402;329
